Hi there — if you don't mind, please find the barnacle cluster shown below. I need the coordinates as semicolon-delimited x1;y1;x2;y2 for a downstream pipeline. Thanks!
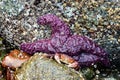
0;0;24;17
0;0;120;79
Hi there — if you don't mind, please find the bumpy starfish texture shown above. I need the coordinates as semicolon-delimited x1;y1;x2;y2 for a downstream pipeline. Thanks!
20;14;110;67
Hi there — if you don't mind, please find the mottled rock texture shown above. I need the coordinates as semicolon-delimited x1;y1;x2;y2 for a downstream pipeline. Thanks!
0;0;120;69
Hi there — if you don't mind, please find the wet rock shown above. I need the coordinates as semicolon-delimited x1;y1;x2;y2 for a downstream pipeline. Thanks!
15;53;85;80
0;0;120;72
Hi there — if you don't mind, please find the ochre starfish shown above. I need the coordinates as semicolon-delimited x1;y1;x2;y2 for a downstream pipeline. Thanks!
20;14;110;67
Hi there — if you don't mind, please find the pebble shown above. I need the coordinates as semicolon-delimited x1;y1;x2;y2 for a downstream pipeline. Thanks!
118;39;120;42
95;70;100;74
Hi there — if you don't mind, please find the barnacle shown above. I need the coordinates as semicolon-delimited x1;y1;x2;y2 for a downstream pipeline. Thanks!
20;14;110;67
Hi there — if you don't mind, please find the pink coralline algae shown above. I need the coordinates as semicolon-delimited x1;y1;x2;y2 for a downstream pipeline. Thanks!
20;14;110;67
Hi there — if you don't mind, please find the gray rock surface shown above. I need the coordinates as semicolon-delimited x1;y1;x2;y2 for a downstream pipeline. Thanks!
0;0;120;79
0;0;120;70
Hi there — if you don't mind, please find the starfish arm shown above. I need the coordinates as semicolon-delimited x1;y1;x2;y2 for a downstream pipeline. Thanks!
73;53;110;67
37;14;71;36
80;36;107;58
65;35;108;58
20;39;56;54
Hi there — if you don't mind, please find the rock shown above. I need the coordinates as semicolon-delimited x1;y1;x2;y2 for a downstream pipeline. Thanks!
0;0;120;71
15;53;85;80
0;0;120;80
0;0;24;17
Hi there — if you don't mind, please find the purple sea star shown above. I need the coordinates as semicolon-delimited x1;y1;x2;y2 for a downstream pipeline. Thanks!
20;14;110;67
